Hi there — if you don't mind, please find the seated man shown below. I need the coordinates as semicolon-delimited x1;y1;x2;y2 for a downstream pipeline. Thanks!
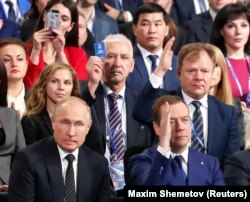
129;95;225;185
8;96;113;202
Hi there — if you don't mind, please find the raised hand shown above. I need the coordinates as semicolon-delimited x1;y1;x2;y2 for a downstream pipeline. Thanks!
86;56;104;97
158;102;172;151
104;3;120;20
154;37;175;78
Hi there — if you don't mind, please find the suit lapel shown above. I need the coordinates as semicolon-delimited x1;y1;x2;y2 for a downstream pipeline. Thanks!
44;138;64;201
41;110;53;135
77;147;92;201
201;12;213;41
134;46;150;83
207;97;216;154
125;89;135;147
94;86;108;145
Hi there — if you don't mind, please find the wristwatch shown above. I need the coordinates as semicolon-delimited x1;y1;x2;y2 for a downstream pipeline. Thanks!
117;12;125;23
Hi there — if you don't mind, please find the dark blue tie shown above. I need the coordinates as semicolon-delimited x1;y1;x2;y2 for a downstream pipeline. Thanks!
64;154;76;202
5;0;16;22
108;93;125;162
148;55;158;73
174;155;187;183
191;101;205;152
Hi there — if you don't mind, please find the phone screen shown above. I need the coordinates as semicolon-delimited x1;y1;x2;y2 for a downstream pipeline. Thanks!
45;10;61;30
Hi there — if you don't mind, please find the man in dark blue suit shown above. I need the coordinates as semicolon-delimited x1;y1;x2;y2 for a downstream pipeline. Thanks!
96;0;143;24
183;0;236;43
0;0;30;23
81;34;153;193
130;95;225;185
133;41;240;167
126;3;179;95
8;97;113;202
170;0;209;26
78;0;119;42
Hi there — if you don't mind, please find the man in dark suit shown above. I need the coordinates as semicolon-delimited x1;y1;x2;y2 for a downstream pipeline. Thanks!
126;3;180;95
0;0;30;23
119;0;188;55
224;148;250;185
78;0;119;42
8;97;113;202
130;95;225;185
96;0;143;24
183;0;237;43
81;34;153;192
170;0;209;26
133;41;240;167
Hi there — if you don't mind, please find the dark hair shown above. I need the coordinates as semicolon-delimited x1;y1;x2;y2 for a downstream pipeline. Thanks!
152;95;186;124
35;0;79;46
210;3;250;54
24;0;41;19
133;3;177;43
0;38;26;51
133;3;170;26
0;60;8;107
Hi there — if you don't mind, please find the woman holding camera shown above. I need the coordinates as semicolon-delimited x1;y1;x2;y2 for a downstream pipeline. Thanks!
24;0;88;89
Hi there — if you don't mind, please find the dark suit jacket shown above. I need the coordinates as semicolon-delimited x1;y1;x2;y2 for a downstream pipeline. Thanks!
224;149;250;185
21;109;53;146
93;9;119;42
170;0;197;26
8;137;113;202
133;82;240;166
96;0;143;14
81;82;154;155
129;145;225;186
183;11;213;43
126;45;180;94
0;19;20;38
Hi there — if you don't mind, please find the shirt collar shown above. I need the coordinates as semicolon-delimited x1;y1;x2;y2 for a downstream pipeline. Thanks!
171;146;189;164
181;90;208;109
209;8;217;21
102;83;126;98
57;145;79;163
137;43;162;59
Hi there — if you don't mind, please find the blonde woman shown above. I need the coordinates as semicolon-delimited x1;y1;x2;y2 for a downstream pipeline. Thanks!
209;44;244;149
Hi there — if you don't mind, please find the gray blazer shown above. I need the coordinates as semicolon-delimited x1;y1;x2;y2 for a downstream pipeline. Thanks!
0;107;25;185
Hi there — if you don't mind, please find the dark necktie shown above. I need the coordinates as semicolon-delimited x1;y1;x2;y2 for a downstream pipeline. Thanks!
5;0;16;22
108;93;125;162
64;154;76;202
191;101;205;152
174;155;187;184
148;54;158;73
198;0;206;13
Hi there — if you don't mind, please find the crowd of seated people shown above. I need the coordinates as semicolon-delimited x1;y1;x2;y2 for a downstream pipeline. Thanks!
1;1;250;201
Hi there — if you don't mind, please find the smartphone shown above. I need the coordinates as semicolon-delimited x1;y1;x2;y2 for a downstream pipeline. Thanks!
45;10;60;30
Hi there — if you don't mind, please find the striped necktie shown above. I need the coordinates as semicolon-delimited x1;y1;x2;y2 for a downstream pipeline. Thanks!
191;101;205;152
108;93;125;162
